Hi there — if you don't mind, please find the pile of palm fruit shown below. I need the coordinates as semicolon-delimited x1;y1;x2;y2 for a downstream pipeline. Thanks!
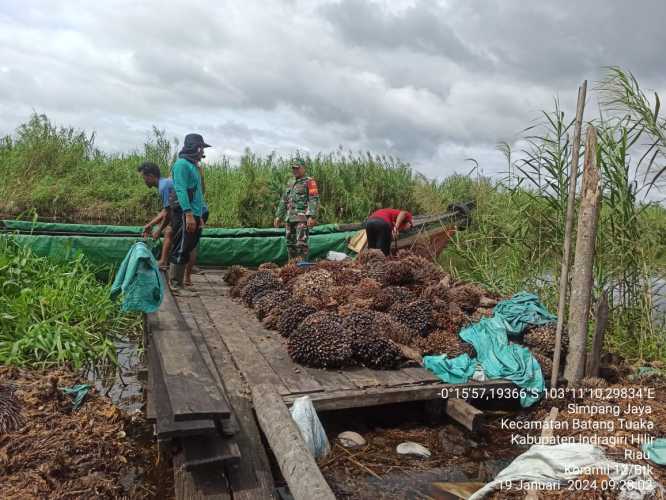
225;250;558;371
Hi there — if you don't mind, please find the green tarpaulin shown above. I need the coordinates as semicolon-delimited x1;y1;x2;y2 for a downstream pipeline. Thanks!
2;219;347;237
2;220;356;267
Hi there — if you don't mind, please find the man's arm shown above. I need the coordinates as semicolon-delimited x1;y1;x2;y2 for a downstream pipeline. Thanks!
151;209;170;238
393;210;409;237
143;211;165;236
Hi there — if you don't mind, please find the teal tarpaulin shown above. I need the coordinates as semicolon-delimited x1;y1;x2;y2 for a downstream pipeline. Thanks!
111;241;163;313
642;438;666;465
424;292;556;407
423;353;476;384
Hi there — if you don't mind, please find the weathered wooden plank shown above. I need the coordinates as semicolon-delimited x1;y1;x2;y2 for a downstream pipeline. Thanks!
148;343;217;438
363;366;422;388
303;366;357;391
285;380;515;412
399;364;443;384
145;357;156;422
183;435;241;471
178;298;239;435
153;287;230;421
204;295;289;395
173;451;231;500
252;384;336;500
195;296;276;500
342;367;381;389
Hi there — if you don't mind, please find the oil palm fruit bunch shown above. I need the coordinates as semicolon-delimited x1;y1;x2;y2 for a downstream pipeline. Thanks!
230;270;255;298
396;250;444;284
258;262;279;271
523;324;566;358
532;352;553;380
240;270;282;305
224;265;249;286
278;261;305;288
341;311;377;341
356;248;385;267
447;284;481;313
351;336;403;369
371;286;416;312
388;299;434;337
373;312;417;345
277;303;317;338
415;330;475;358
288;312;354;368
254;290;291;320
350;278;382;301
433;309;467;334
292;269;335;309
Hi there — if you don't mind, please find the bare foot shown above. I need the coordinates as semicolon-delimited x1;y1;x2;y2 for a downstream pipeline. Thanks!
184;278;193;287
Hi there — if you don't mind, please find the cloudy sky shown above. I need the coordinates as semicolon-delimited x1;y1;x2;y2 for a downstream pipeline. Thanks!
1;0;666;182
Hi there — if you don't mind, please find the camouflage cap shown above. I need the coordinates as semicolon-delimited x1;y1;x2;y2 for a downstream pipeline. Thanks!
292;158;306;169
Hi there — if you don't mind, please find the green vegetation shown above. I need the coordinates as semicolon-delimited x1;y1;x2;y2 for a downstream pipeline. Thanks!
0;67;664;366
0;236;140;369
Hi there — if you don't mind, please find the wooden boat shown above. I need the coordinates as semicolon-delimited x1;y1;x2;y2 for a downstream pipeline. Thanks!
344;201;474;259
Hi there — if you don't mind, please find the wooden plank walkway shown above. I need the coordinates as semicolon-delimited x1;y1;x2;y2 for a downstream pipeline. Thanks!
151;267;516;499
176;269;512;413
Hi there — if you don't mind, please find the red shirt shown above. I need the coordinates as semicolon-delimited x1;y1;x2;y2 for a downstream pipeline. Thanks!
369;208;413;231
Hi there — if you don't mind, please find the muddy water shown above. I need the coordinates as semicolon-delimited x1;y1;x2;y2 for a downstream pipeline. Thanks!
88;337;144;412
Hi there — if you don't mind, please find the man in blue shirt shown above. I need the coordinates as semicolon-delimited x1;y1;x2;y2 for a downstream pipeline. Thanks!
138;162;174;269
169;133;210;294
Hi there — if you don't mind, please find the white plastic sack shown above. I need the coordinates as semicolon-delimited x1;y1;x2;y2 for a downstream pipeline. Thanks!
470;443;658;500
326;251;349;261
290;396;331;459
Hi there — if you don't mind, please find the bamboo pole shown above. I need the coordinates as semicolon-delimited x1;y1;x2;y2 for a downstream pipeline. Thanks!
551;81;587;388
564;127;601;384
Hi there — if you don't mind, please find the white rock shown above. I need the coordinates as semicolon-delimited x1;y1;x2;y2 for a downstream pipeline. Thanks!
396;441;431;458
338;431;366;448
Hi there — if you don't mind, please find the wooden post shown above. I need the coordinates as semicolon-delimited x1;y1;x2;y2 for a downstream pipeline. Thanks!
445;398;484;433
586;290;609;377
552;81;587;388
251;384;336;500
564;127;601;384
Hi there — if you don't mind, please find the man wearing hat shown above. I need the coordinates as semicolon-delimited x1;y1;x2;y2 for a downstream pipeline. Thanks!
168;133;210;294
274;158;319;260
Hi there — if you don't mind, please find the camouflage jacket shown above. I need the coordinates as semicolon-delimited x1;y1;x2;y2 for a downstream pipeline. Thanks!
275;176;320;222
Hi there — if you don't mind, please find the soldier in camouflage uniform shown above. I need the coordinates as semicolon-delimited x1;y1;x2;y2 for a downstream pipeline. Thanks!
274;159;320;260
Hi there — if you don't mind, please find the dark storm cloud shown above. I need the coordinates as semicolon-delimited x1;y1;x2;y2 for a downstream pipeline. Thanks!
0;0;665;184
319;0;483;66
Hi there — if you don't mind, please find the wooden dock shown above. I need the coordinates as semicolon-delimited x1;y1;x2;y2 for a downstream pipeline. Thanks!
146;268;512;500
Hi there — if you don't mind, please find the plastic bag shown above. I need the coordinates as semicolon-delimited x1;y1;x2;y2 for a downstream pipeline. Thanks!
289;396;331;459
326;250;349;261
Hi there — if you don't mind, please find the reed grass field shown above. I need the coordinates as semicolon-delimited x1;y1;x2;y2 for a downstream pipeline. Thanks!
1;67;665;367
